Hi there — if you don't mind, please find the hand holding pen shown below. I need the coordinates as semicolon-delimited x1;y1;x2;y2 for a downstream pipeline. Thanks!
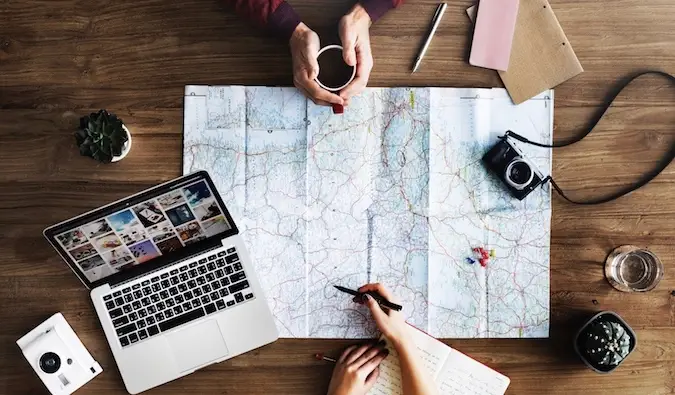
335;283;410;347
325;284;438;395
334;285;403;311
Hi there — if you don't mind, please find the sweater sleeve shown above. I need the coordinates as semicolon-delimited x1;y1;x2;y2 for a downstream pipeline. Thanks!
359;0;404;22
223;0;302;41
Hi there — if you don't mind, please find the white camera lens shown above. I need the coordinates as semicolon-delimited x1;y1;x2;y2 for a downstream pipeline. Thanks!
39;352;61;374
505;159;534;190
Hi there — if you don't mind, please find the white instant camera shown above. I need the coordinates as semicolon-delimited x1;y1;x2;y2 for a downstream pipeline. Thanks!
16;313;102;395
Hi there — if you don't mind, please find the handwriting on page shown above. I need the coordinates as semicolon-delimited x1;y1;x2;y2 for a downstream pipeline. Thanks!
418;347;444;377
368;345;403;395
439;353;509;395
405;326;452;377
368;338;445;395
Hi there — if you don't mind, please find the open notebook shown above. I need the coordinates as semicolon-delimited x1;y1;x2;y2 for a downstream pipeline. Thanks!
369;326;510;395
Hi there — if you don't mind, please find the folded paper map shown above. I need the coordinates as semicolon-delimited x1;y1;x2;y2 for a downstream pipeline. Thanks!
183;86;552;338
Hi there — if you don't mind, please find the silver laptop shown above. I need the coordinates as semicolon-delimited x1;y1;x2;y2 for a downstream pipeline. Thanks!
44;171;278;394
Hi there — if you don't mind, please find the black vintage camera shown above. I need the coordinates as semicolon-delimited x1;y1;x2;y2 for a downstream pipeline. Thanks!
483;137;545;200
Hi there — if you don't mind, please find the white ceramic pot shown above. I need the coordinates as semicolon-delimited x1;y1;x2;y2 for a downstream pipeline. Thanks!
111;125;132;162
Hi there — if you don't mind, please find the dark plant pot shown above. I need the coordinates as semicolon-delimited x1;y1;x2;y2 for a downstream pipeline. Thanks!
574;311;636;373
76;110;131;163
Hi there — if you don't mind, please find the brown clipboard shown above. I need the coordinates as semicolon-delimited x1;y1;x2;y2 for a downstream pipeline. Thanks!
467;0;583;104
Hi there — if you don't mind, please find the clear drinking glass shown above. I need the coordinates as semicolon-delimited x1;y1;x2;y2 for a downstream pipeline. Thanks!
604;245;664;292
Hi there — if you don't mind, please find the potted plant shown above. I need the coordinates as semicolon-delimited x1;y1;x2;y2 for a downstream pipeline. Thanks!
574;311;636;373
75;110;131;163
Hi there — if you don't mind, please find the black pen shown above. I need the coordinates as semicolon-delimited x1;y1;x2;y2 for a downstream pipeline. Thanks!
334;285;403;312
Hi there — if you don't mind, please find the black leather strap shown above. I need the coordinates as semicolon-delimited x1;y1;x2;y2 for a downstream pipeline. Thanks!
502;70;675;205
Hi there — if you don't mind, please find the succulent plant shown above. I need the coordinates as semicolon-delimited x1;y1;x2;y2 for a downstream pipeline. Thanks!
583;319;632;367
75;110;128;163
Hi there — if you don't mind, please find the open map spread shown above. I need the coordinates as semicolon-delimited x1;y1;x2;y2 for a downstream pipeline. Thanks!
183;86;552;339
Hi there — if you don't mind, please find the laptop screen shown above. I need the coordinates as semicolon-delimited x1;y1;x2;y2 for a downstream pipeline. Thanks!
44;172;237;289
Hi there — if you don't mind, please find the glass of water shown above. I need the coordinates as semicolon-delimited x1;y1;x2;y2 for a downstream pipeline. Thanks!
605;245;664;292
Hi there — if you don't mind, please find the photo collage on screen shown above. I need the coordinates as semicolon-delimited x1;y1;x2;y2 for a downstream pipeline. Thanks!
55;180;232;283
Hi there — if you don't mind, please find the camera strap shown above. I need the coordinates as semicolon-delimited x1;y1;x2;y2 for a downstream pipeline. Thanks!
500;70;675;205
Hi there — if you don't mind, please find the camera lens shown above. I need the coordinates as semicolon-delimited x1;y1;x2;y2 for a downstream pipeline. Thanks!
506;159;533;188
39;352;61;374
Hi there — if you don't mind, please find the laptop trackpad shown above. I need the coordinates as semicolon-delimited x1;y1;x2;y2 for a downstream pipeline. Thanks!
166;320;228;373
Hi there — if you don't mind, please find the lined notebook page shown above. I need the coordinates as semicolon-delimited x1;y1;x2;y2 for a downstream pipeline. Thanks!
367;326;509;395
437;349;510;395
368;327;451;395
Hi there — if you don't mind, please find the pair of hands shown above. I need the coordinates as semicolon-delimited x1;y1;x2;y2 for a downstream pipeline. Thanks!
289;4;373;107
327;284;410;395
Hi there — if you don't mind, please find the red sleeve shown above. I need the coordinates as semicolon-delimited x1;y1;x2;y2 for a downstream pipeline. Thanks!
359;0;404;22
223;0;302;41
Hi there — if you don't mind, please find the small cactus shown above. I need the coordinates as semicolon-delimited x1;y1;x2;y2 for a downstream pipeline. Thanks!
583;320;631;366
75;110;128;163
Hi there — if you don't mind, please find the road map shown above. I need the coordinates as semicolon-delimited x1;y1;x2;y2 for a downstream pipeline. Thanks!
183;85;552;339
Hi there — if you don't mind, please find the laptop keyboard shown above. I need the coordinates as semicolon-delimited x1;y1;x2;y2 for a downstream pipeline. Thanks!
102;246;255;348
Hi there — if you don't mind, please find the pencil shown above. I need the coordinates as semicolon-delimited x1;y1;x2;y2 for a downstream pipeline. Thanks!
314;353;337;363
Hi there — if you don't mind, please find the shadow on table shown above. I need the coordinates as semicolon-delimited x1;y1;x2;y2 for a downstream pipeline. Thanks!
548;277;613;367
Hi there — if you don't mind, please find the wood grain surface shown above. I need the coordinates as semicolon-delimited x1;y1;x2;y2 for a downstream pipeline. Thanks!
1;0;674;394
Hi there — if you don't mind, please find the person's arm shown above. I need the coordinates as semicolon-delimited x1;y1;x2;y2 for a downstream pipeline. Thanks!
359;0;405;23
337;0;404;102
222;0;301;41
389;334;439;395
359;284;439;395
222;0;405;40
222;0;406;106
223;0;344;106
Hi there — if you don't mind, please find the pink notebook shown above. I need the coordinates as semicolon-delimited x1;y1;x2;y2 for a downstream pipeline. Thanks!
469;0;520;71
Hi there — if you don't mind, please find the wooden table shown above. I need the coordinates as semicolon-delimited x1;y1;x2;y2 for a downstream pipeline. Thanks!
1;0;674;393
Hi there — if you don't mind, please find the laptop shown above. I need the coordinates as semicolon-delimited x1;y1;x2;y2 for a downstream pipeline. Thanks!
44;171;279;394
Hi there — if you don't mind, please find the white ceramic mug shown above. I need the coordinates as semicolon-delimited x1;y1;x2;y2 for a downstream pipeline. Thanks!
315;45;357;92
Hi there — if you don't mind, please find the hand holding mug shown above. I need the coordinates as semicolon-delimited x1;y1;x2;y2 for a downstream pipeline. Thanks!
315;45;356;114
338;4;373;103
289;4;372;109
289;23;344;107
